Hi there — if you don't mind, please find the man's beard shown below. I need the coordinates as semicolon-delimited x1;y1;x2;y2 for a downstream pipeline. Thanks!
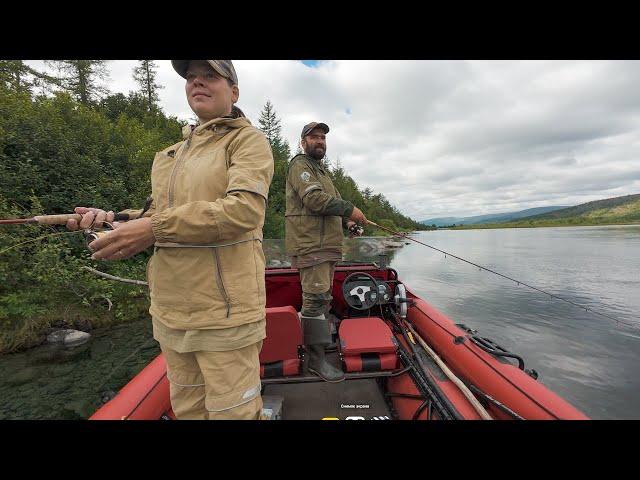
305;146;326;160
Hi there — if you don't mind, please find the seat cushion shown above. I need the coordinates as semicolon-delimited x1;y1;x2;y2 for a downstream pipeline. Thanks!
343;353;398;372
338;317;398;355
260;359;301;378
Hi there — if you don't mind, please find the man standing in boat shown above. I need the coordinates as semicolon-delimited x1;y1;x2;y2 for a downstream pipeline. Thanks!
66;60;274;420
285;122;367;382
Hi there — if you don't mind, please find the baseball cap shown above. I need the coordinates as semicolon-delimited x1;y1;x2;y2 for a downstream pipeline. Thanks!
171;60;238;85
301;122;330;138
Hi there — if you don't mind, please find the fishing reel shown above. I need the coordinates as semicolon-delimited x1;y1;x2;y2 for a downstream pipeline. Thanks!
82;196;153;250
348;223;364;237
83;225;115;249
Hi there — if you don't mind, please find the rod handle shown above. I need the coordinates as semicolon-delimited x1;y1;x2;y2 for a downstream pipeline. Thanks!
34;212;130;225
34;214;82;225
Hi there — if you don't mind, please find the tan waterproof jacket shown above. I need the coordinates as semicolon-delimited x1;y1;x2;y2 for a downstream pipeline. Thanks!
131;117;273;330
285;154;354;256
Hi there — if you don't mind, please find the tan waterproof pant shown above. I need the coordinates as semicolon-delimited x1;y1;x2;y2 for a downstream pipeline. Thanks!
160;341;263;420
299;261;337;317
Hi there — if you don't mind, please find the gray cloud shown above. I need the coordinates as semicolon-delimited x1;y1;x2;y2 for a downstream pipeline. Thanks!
24;60;640;220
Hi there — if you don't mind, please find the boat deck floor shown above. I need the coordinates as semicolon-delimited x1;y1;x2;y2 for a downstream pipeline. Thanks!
262;352;393;420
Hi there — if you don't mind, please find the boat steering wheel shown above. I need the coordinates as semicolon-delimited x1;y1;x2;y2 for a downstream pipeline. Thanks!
342;272;379;311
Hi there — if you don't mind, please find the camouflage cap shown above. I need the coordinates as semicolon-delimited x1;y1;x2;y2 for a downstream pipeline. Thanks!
301;122;330;138
171;60;239;85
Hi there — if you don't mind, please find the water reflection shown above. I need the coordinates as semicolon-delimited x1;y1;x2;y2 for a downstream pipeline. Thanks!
263;236;407;267
264;226;640;419
1;226;638;419
387;226;640;419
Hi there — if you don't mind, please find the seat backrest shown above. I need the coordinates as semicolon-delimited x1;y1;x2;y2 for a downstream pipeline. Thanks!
260;306;302;364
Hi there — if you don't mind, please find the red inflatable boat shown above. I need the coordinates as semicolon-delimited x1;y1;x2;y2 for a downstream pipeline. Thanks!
91;262;588;420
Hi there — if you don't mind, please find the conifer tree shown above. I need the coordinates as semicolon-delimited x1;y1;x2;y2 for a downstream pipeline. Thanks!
133;60;163;112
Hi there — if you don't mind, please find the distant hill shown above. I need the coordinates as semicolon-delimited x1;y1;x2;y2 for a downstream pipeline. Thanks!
515;193;640;225
456;193;640;228
421;206;569;227
420;216;463;227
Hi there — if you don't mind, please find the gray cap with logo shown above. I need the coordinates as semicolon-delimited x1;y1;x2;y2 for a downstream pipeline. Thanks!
171;60;238;85
301;122;330;138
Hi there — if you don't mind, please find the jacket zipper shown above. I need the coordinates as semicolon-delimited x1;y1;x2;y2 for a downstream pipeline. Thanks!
319;163;326;248
167;129;195;208
210;125;231;317
166;125;230;317
212;249;231;318
163;124;232;317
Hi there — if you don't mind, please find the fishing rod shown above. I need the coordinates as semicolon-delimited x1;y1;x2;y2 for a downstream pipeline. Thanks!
0;197;153;227
366;220;633;328
0;212;129;226
1;197;154;249
0;213;129;252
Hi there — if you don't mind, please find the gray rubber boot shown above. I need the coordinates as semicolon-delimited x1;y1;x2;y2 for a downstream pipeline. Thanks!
307;345;345;382
301;315;345;383
324;294;339;352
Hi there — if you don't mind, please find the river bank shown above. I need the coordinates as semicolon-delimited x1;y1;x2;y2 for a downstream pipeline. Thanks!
444;220;640;230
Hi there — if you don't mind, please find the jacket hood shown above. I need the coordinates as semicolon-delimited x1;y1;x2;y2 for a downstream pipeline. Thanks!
182;116;252;140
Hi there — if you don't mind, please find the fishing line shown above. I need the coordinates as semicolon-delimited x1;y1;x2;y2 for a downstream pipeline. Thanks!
367;220;635;329
0;231;83;255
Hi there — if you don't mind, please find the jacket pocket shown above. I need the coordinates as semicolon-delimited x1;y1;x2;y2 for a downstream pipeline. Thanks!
212;248;231;318
146;255;154;288
325;216;344;249
150;248;222;309
253;241;266;306
216;240;265;310
294;215;321;250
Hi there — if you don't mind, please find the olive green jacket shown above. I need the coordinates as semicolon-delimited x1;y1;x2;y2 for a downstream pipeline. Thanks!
285;154;354;256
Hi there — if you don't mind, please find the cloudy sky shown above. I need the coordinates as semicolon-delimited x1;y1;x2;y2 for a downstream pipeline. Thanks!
26;60;640;221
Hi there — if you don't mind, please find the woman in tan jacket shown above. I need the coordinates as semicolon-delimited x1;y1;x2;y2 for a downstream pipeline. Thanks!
67;60;274;420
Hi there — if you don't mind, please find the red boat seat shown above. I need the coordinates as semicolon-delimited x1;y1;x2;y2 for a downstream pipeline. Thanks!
259;306;302;378
338;317;398;372
342;352;398;372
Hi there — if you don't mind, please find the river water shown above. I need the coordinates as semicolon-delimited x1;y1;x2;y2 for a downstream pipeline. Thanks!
1;225;638;419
